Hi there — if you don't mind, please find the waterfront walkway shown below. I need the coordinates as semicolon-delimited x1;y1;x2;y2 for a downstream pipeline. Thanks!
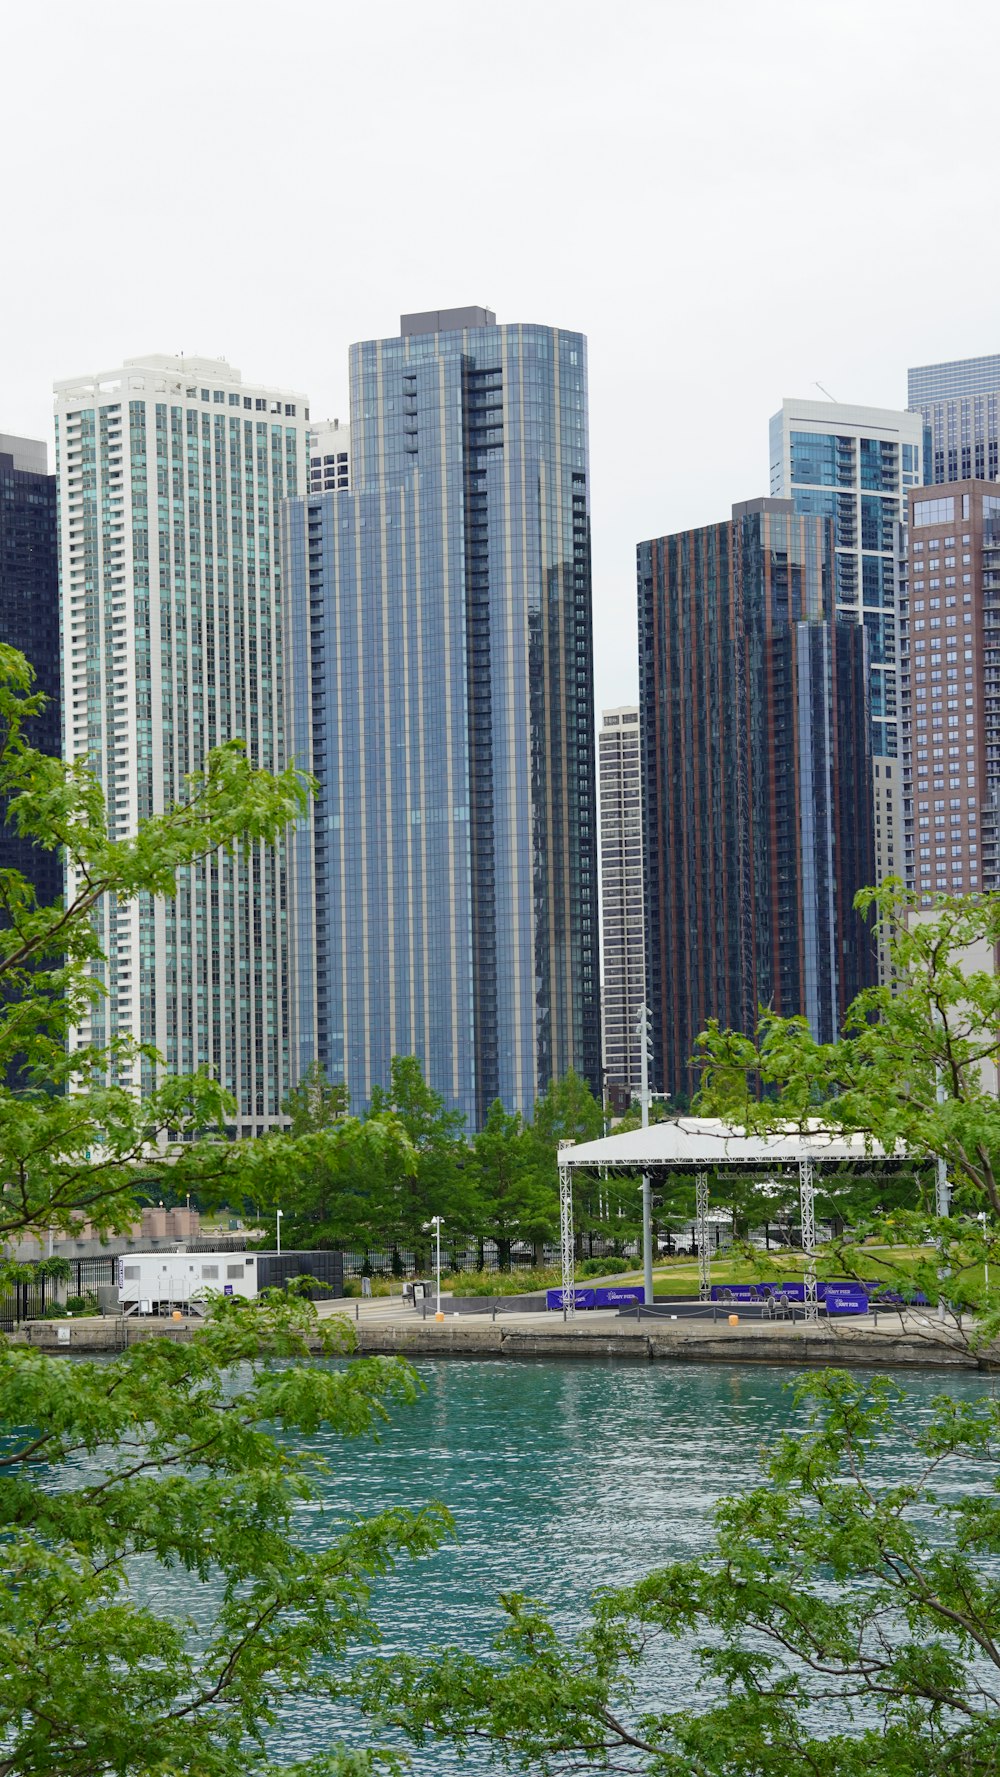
314;1294;993;1370
14;1293;999;1370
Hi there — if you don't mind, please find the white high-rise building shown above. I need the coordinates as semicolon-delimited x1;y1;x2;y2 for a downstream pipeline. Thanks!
54;354;309;1135
308;417;350;493
599;706;645;1101
770;398;925;985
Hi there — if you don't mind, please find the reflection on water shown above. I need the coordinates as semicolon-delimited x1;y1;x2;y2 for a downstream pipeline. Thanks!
131;1357;999;1772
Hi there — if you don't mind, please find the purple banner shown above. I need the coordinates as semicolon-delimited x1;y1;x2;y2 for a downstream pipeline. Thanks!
545;1286;645;1311
823;1284;870;1315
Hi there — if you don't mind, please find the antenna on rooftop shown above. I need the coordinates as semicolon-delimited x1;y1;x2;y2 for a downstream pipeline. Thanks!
814;380;838;402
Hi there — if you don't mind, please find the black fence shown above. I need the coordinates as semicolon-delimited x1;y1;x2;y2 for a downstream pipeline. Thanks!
70;1257;118;1294
340;1242;563;1280
0;1276;52;1332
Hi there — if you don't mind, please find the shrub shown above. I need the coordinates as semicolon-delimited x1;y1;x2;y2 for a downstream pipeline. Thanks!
577;1255;632;1277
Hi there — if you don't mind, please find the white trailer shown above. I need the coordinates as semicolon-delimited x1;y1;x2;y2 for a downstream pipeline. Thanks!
117;1251;258;1316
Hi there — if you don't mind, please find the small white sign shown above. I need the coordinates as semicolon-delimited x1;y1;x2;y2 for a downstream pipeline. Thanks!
57;1325;71;1344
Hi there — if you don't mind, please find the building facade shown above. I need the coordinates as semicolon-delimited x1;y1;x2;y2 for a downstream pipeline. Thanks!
283;307;600;1127
908;355;1000;486
53;355;308;1134
770;398;924;982
599;706;645;1101
0;433;62;917
308;418;350;494
639;498;876;1103
900;480;1000;899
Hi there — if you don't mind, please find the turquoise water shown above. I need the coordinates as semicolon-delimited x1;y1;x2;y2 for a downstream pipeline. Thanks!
137;1357;1000;1770
278;1359;999;1767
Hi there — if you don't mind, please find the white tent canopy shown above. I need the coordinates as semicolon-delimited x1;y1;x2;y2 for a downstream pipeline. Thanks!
553;1118;906;1323
558;1116;898;1172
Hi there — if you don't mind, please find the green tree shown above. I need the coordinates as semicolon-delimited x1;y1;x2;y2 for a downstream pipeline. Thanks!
0;648;443;1773
470;1099;557;1269
694;883;1000;1326
531;1070;615;1256
532;1067;605;1151
2;1295;445;1777
0;645;313;1253
366;1057;473;1264
245;1114;417;1252
357;1369;1000;1776
283;1058;351;1136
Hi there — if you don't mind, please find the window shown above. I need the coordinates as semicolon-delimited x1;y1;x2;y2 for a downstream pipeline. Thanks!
227;1263;244;1279
201;1265;219;1280
914;497;955;526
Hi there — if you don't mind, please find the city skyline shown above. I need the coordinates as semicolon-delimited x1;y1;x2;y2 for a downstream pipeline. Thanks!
4;1;998;732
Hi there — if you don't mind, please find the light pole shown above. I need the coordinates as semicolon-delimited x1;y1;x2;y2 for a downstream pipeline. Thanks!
637;1004;653;1306
424;1217;444;1322
276;1208;283;1255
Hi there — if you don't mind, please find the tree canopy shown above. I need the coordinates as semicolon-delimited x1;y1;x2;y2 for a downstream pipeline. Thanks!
0;647;443;1774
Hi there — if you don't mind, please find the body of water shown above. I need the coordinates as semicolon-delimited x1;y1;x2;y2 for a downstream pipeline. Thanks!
126;1357;1000;1762
138;1356;1000;1770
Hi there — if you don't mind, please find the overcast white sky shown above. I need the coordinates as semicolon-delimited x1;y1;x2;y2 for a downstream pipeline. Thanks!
4;0;998;714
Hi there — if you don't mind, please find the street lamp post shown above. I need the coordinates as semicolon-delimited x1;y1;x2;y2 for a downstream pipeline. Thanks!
424;1217;444;1322
276;1208;283;1255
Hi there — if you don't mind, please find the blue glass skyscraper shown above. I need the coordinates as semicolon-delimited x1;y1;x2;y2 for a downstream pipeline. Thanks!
908;355;1000;485
283;308;599;1127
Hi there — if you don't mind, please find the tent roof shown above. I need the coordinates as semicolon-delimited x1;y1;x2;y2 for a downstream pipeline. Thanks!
559;1117;897;1172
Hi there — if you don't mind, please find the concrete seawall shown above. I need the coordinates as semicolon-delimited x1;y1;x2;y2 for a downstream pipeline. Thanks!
11;1313;997;1371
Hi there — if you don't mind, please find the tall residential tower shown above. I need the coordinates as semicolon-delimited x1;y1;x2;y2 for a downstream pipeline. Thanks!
908;355;1000;485
639;498;876;1103
899;481;1000;899
283;307;600;1127
54;355;308;1133
599;707;645;1101
770;399;924;982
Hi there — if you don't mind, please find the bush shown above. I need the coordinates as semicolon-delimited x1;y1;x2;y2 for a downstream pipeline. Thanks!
577;1255;632;1277
458;1268;561;1297
65;1292;99;1316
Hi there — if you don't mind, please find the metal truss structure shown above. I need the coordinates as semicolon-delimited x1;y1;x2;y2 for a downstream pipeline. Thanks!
799;1157;818;1323
696;1170;711;1301
559;1141;576;1319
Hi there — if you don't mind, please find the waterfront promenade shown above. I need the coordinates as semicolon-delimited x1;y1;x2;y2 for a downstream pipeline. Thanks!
13;1293;998;1371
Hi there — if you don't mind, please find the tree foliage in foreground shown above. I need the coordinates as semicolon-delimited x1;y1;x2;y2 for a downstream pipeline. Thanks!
0;1294;446;1777
0;643;312;1256
0;647;444;1773
694;883;1000;1333
357;1370;1000;1776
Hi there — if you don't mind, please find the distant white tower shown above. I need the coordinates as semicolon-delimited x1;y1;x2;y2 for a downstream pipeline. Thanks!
308;417;350;493
54;353;309;1135
599;706;645;1100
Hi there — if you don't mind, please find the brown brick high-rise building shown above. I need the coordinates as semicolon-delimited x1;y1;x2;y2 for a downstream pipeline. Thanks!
901;481;1000;898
